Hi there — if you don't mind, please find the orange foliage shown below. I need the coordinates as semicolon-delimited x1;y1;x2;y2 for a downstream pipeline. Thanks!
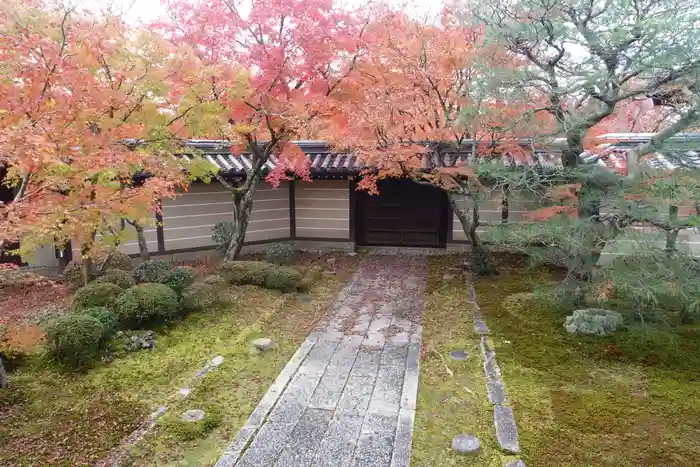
324;7;551;192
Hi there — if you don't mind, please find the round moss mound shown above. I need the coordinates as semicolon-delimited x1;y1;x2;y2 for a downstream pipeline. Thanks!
44;314;105;369
113;283;179;326
72;282;123;311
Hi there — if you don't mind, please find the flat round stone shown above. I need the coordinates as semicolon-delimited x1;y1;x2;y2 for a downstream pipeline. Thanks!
452;434;481;454
181;409;205;422
449;350;468;361
211;355;224;367
252;337;273;351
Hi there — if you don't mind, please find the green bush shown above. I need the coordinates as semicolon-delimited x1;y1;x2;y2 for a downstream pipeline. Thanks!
161;266;197;295
469;245;497;276
132;260;173;284
44;314;104;368
72;282;123;311
63;260;87;287
218;261;302;291
212;221;236;251
264;266;303;292
265;243;294;265
181;282;216;312
202;274;227;291
96;269;135;289
63;251;133;287
595;250;700;324
114;283;179;325
218;261;269;286
78;307;119;339
96;251;133;272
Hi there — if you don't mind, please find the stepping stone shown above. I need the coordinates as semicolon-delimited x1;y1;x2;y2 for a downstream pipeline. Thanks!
211;355;224;366
181;409;205;422
178;387;192;397
451;434;481;454
494;405;521;454
449;350;468;361
252;338;273;351
506;460;526;467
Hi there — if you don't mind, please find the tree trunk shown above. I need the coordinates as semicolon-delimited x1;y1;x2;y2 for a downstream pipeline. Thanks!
448;192;480;247
80;242;93;286
501;185;509;223
0;357;7;388
666;205;680;254
126;220;150;261
224;177;261;261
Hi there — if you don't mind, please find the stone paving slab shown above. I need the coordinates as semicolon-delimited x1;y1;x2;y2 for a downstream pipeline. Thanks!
214;255;428;467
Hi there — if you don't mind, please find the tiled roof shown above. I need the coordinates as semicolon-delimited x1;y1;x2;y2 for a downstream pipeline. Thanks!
580;133;700;174
178;140;563;176
177;134;700;177
179;140;361;176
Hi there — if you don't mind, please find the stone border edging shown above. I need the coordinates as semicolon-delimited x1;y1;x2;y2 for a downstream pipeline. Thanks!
96;354;225;467
466;278;524;462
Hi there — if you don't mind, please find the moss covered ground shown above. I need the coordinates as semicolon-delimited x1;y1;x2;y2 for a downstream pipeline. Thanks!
412;256;512;467
473;255;700;466
0;254;360;465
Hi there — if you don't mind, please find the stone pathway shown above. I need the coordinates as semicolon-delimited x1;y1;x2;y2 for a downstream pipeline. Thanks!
215;256;427;467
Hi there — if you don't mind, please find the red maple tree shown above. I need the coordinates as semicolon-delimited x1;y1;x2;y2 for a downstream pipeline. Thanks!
161;0;369;259
325;7;550;248
0;0;218;281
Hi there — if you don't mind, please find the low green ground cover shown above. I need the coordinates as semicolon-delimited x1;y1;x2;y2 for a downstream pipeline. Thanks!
474;255;700;466
0;253;360;465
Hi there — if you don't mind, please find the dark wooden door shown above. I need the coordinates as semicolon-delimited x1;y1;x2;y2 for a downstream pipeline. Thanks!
356;178;448;247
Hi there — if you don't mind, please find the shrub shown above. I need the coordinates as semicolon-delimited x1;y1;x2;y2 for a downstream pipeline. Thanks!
595;250;700;324
264;266;303;292
218;261;302;291
63;251;133;287
212;221;236;251
564;308;623;336
469;245;497;276
219;261;269;286
96;251;132;272
181;282;216;312
114;283;179;325
132;260;173;284
44;314;104;368
63;260;87;287
202;274;227;291
181;275;228;312
72;282;123;311
161;266;197;295
265;243;294;265
78;307;119;339
96;269;135;289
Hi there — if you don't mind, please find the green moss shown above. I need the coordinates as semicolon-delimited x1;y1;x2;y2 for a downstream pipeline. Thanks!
411;257;506;466
473;256;700;467
0;260;357;465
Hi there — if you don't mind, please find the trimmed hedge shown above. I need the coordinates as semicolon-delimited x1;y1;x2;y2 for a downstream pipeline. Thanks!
96;269;135;289
181;275;228;312
161;266;197;295
72;282;123;311
44;314;104;369
114;283;179;325
63;251;133;287
79;307;119;339
218;261;302;292
132;260;173;284
265;243;294;265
